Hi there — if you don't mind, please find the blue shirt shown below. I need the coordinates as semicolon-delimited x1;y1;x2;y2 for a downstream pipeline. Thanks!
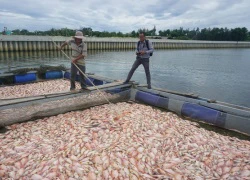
136;40;154;59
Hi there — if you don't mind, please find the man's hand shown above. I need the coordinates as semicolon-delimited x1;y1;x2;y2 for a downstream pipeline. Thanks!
72;59;77;64
140;51;146;55
57;45;62;51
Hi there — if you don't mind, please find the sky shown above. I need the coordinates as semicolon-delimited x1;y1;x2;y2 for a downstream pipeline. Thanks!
0;0;250;33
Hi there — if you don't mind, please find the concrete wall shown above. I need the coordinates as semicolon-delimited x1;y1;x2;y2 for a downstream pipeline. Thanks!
0;35;250;52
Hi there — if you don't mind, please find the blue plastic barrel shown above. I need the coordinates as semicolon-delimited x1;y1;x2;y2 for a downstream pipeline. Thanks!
135;91;169;109
45;71;63;79
93;79;103;86
181;102;226;127
14;73;36;83
64;72;70;79
86;77;95;86
107;88;121;94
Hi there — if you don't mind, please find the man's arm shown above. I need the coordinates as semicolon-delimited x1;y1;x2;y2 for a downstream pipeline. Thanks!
140;41;154;55
59;41;69;50
146;41;154;54
59;42;67;50
72;54;84;63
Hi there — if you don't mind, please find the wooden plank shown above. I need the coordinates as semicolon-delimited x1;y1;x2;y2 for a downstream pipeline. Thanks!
86;81;124;90
0;90;81;106
87;74;116;82
0;71;38;77
0;96;44;106
102;84;132;91
0;73;13;77
136;85;199;98
153;87;199;98
0;90;76;100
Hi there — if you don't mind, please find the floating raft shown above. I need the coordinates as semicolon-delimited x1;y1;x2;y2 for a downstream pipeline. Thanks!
0;71;250;135
0;72;131;127
0;71;250;179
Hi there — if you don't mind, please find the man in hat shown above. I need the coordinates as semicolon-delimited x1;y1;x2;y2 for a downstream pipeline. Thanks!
59;31;87;91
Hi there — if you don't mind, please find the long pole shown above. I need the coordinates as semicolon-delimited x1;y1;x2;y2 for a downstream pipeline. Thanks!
51;40;111;104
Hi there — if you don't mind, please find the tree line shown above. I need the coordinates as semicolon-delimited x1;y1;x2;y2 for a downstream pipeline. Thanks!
159;27;249;41
8;26;250;41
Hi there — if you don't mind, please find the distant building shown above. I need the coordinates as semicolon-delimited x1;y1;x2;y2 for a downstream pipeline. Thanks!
147;36;162;39
2;27;12;35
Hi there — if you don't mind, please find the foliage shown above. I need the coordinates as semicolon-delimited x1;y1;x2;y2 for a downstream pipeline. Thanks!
159;27;249;41
8;26;250;41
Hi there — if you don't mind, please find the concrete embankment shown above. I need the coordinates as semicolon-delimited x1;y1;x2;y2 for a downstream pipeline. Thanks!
0;35;250;51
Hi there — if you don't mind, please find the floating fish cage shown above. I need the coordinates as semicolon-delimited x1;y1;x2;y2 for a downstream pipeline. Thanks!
0;70;250;179
0;70;250;134
0;71;132;126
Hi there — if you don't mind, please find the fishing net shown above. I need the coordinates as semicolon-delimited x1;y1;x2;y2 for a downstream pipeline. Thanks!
0;76;13;85
0;90;130;127
37;65;67;79
6;65;67;75
0;65;68;85
7;68;37;75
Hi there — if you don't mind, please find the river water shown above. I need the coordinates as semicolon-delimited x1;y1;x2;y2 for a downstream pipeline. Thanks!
0;48;249;107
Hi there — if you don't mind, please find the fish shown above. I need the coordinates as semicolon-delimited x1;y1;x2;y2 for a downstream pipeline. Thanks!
0;102;249;179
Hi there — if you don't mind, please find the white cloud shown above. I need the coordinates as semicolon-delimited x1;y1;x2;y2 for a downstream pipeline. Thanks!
0;0;250;33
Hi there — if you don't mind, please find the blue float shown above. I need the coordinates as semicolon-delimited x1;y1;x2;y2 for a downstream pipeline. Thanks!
107;88;122;94
64;72;80;81
45;71;63;79
64;72;103;86
14;73;36;83
135;91;169;109
93;79;103;86
64;72;70;79
86;77;94;86
181;102;226;127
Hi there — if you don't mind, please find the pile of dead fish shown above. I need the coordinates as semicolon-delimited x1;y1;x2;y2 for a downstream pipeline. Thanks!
0;92;114;127
0;102;250;179
0;79;80;99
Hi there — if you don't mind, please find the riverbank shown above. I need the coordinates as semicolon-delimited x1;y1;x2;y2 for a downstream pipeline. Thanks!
1;35;250;51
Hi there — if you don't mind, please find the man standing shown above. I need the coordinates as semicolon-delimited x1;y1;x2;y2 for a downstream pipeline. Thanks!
60;31;87;91
124;32;154;89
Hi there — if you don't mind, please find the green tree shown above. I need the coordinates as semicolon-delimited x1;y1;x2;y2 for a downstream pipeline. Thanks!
20;29;29;35
12;29;21;35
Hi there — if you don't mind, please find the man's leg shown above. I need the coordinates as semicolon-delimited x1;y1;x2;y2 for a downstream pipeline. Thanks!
70;63;77;90
78;64;87;89
125;58;141;82
142;58;151;89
